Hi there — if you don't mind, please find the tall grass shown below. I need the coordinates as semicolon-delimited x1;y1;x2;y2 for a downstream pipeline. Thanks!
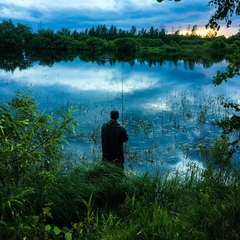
1;161;240;239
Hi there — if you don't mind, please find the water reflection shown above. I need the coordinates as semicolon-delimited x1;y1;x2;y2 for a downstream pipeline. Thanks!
0;57;239;174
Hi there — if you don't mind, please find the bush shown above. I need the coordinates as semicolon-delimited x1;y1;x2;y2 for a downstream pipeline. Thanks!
0;91;77;239
136;38;166;47
84;36;105;53
0;91;76;187
113;37;138;54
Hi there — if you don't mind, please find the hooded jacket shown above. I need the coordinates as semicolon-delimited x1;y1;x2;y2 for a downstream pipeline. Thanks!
101;119;128;164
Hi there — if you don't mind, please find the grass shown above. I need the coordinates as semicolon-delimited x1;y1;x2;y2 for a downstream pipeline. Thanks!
1;161;240;239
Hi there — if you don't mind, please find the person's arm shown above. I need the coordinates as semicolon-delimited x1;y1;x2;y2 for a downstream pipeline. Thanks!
121;126;128;143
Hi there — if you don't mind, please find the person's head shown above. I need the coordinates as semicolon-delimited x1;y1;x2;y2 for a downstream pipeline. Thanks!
110;110;119;120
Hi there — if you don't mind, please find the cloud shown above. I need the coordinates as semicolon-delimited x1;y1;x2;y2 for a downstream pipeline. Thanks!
0;62;158;93
0;0;238;35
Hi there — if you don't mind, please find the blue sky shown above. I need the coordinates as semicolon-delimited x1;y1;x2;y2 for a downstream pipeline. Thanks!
0;0;239;36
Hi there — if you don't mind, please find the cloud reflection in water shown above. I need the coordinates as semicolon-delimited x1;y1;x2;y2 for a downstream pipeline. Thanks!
0;59;239;174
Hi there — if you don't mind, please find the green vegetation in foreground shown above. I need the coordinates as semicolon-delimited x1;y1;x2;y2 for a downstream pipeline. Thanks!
1;92;240;239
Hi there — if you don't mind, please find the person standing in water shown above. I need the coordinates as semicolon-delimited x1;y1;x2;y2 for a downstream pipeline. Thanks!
101;110;128;168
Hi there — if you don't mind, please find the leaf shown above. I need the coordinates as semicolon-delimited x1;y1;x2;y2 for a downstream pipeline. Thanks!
45;224;52;231
0;220;7;226
18;119;29;125
43;207;52;218
0;126;5;135
53;226;61;235
65;232;72;240
26;215;39;226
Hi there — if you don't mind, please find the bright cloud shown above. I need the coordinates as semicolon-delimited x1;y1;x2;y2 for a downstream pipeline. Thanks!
0;64;158;93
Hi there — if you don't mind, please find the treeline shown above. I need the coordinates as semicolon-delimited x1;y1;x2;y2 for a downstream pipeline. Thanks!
0;19;239;54
0;19;240;72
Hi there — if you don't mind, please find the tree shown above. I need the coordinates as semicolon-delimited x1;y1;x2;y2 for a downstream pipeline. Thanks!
31;29;56;49
149;26;155;38
84;36;105;53
57;27;71;35
16;23;33;47
109;25;118;40
191;25;198;36
0;20;22;48
130;25;137;37
113;37;138;54
138;27;148;38
206;0;240;30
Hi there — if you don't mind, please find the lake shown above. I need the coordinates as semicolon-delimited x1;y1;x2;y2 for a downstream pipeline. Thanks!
1;57;239;174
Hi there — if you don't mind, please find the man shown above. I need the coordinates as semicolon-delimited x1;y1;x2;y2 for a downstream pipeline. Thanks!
101;110;128;168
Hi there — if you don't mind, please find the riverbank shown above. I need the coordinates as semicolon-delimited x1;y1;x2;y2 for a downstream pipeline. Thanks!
1;161;240;239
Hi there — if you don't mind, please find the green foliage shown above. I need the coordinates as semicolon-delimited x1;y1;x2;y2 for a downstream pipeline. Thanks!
210;38;227;49
1;138;240;239
212;51;240;157
0;20;32;49
136;38;166;47
0;19;237;64
202;38;227;60
83;36;106;53
0;91;76;188
30;30;55;49
0;91;77;239
0;48;33;72
206;0;240;30
199;136;233;170
213;53;240;85
233;40;240;47
216;104;240;158
113;37;138;54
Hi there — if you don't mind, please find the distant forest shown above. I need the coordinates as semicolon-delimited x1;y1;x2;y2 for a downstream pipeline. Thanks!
0;19;239;51
0;19;239;70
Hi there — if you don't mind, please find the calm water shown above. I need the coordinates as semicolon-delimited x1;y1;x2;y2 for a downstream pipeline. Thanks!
1;58;239;174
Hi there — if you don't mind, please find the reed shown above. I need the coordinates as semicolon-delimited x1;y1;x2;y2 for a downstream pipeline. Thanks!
70;90;236;171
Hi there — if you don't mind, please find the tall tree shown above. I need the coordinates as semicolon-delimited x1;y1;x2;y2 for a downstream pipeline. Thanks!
109;25;118;39
130;25;137;37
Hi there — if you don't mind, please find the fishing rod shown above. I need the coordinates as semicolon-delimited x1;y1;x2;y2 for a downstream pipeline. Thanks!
121;61;124;125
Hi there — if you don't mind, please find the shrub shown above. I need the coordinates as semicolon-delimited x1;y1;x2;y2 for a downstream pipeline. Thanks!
113;37;138;53
0;91;77;239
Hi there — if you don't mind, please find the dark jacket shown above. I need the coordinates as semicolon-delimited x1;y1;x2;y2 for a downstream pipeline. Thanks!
101;119;128;167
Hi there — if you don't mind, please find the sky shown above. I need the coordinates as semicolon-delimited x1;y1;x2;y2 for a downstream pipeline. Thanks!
0;0;239;36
